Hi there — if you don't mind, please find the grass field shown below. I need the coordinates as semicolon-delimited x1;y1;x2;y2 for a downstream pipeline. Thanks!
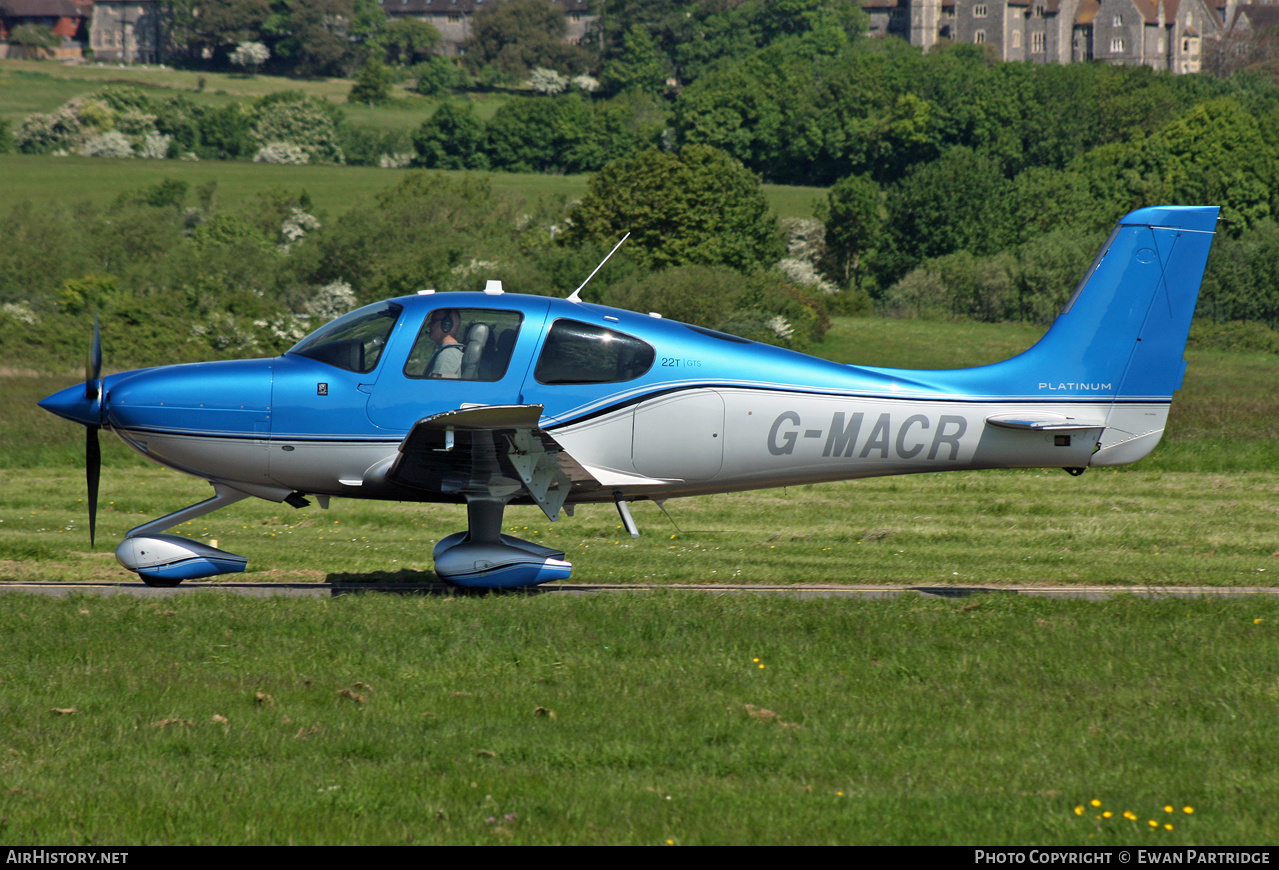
0;60;826;218
0;153;824;220
0;591;1277;845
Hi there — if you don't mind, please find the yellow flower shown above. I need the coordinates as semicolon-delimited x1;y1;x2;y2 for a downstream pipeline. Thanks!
1165;824;1174;831
1164;805;1174;813
1091;799;1102;807
1124;811;1138;821
1103;811;1113;819
1148;820;1158;828
1184;806;1194;814
1074;805;1085;816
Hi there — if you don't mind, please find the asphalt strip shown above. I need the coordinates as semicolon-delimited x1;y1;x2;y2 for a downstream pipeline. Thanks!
1;582;1277;600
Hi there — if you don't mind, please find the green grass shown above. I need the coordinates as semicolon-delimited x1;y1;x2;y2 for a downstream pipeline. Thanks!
0;592;1276;844
3;465;1277;587
0;153;822;219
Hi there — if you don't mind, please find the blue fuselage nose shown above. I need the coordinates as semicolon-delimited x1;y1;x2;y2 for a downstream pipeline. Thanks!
100;359;274;437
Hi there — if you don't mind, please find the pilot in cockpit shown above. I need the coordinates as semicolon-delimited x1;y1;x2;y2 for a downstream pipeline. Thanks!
425;308;463;378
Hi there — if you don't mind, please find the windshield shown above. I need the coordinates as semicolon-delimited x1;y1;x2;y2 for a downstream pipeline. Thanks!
289;301;403;374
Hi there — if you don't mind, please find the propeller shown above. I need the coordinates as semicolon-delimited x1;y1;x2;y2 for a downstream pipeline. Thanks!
85;317;102;547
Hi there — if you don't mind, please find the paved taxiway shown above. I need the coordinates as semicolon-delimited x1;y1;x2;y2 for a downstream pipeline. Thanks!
1;581;1277;600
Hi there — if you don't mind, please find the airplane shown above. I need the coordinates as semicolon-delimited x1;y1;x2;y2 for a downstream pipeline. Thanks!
39;205;1219;589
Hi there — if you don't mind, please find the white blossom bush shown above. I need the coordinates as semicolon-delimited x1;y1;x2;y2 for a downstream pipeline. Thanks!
304;280;358;321
378;151;415;169
776;257;839;294
572;74;600;93
81;131;134;158
229;41;270;74
279;209;321;251
530;67;568;95
449;259;499;279
18;99;92;153
1;302;38;326
189;314;259;351
253;142;310;165
138;132;171;159
768;315;795;341
253;317;307;345
782;217;827;262
115;108;158;136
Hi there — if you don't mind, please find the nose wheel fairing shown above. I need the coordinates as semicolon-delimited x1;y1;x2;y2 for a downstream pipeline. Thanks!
116;534;248;585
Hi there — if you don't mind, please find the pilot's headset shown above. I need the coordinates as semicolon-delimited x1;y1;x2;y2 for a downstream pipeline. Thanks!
437;309;459;336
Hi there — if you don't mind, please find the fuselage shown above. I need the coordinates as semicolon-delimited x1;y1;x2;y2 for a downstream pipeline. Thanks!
41;290;1171;506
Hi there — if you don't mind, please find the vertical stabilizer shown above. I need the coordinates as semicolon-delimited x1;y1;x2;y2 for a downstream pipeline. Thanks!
981;205;1219;403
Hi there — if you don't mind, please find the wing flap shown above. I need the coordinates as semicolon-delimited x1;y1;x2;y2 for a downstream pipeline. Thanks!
387;404;602;520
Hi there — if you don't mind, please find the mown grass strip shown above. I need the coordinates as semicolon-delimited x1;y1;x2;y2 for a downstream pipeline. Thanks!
2;465;1276;587
0;592;1276;845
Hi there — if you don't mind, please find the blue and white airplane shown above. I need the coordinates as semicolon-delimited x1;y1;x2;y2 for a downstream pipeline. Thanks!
40;205;1219;588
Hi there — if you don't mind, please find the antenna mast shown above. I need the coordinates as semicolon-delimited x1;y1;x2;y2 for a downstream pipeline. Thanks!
567;232;630;303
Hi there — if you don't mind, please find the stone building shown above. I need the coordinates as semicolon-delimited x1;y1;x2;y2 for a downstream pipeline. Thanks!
88;0;164;63
864;0;1234;73
381;0;594;57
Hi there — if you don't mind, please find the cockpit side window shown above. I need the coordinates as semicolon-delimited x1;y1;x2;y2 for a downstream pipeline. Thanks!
403;308;524;381
289;301;403;374
534;319;655;385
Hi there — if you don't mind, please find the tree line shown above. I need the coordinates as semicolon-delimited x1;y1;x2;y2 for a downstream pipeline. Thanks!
5;0;1279;347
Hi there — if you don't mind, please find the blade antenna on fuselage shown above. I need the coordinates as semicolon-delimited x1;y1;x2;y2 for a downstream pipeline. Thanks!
567;232;629;303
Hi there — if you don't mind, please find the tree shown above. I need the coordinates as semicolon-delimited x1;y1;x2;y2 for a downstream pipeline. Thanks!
463;0;591;79
250;93;345;163
484;95;596;173
349;59;395;106
6;24;60;59
816;174;882;292
269;0;359;77
229;41;270;76
412;103;489;170
377;18;442;66
566;145;783;272
600;25;667;97
165;0;270;65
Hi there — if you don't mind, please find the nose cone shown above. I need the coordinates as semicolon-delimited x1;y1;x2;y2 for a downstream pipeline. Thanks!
39;382;102;427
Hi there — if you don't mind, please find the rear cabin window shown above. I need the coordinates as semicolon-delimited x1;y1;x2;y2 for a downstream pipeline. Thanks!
534;319;655;385
289;301;402;374
403;308;524;381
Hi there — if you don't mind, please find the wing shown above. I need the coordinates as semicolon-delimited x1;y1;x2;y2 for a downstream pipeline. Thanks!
386;404;602;520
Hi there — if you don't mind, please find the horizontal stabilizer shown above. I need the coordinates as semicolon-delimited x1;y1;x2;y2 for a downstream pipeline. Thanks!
986;413;1105;431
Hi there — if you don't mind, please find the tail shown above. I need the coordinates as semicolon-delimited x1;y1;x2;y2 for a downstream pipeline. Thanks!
950;205;1219;467
1024;205;1219;403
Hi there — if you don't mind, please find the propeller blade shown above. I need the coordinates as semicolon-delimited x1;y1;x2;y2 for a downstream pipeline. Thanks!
85;316;101;402
85;319;103;547
86;425;101;548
